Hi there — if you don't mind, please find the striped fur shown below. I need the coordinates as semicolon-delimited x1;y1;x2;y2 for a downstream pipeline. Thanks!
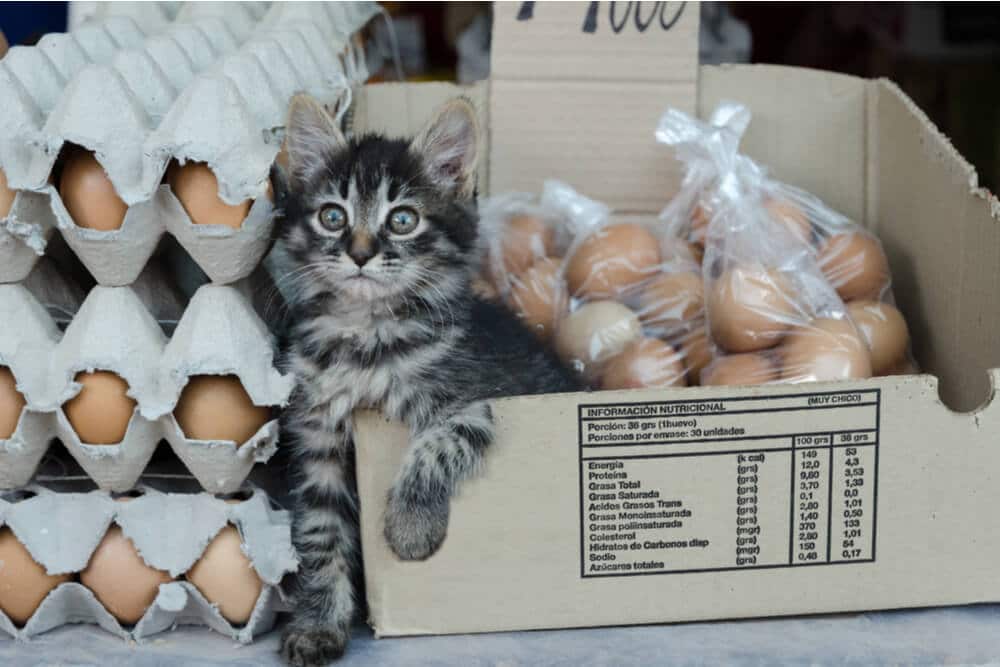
274;96;580;666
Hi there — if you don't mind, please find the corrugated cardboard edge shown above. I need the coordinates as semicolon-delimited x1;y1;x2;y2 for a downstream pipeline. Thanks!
875;79;999;222
355;411;407;638
872;78;1000;413
487;0;698;212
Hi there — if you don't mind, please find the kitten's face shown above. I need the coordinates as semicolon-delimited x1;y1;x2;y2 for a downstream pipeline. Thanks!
275;97;480;307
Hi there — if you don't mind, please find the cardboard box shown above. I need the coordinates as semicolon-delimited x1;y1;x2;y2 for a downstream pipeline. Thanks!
352;4;1000;638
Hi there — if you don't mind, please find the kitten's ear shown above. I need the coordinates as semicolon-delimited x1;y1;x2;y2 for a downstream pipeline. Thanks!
412;98;480;198
283;94;346;185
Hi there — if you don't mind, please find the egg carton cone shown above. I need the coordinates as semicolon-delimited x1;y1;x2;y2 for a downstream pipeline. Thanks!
0;282;293;493
0;484;297;642
0;1;378;285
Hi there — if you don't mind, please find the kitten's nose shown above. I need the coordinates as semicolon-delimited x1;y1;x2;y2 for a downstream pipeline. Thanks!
348;235;378;267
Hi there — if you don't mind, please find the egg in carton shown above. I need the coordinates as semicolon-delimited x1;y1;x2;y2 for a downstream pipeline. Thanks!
0;282;293;493
0;484;297;642
0;14;147;283
0;1;378;285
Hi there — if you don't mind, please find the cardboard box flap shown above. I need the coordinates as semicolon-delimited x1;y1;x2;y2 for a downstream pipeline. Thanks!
491;1;697;82
871;79;1000;413
488;1;699;212
0;485;295;642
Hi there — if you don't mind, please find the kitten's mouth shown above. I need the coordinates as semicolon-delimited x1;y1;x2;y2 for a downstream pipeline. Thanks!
346;273;381;284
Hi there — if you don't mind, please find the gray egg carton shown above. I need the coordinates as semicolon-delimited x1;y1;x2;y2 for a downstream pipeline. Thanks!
0;1;378;285
0;282;294;493
0;485;297;642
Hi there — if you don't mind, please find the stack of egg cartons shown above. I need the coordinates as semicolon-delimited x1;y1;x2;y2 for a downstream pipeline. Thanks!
0;1;378;643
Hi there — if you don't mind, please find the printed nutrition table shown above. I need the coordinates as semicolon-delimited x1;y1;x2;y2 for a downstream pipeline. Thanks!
578;389;879;578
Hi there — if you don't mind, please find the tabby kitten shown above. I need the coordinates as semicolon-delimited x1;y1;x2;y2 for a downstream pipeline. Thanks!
273;95;580;666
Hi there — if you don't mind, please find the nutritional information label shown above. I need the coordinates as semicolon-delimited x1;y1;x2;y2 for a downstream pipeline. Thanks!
578;389;879;577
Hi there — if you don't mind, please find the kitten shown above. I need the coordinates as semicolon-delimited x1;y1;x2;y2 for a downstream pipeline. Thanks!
273;94;580;666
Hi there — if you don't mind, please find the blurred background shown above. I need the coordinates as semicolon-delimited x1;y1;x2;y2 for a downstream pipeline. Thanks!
1;1;998;191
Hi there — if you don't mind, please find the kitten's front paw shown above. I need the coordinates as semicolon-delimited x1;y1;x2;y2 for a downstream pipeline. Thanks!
384;490;450;561
280;623;348;666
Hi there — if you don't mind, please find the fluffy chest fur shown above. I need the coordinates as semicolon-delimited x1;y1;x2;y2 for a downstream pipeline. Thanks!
288;291;467;424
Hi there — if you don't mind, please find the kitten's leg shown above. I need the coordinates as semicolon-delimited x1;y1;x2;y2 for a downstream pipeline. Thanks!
280;410;359;666
384;400;494;560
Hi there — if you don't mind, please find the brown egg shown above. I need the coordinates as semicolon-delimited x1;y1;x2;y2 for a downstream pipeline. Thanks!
847;300;909;374
555;301;641;382
687;241;704;266
174;375;272;444
81;524;173;625
689;201;712;247
565;224;661;299
0;366;26;440
708;267;800;353
679;326;712;385
471;273;500;301
168;161;252;229
0;168;16;218
64;371;136;445
601;338;686;390
818;232;890;302
764;198;813;245
186;524;263;625
496;215;556;279
661;237;703;267
0;527;71;625
636;272;704;333
59;148;128;231
507;257;568;340
779;317;872;383
884;358;919;376
701;353;778;386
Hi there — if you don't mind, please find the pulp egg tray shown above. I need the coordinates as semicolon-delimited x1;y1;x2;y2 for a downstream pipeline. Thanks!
0;281;294;493
0;485;297;642
0;0;379;285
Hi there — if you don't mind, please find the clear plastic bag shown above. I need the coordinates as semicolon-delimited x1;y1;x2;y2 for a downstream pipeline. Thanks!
540;181;702;390
477;191;571;340
656;103;915;385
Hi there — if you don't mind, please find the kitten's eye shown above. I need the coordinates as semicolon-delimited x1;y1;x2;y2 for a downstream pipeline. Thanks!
318;204;348;232
387;207;420;236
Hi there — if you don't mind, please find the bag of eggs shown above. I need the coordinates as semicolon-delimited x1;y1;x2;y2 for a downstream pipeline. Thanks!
477;191;573;340
537;181;707;391
771;181;916;378
656;103;917;385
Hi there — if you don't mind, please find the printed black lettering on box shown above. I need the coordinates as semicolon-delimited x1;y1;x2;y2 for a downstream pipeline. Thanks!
578;390;880;577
